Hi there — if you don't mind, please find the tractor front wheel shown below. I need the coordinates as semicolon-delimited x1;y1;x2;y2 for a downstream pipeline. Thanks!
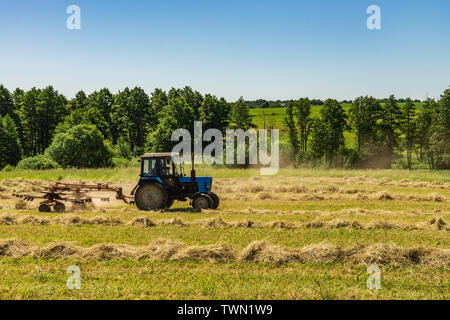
192;194;213;210
135;184;168;211
209;192;220;209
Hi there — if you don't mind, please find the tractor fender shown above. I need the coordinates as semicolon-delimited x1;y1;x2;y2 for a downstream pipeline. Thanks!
191;192;215;202
130;184;139;196
138;177;166;186
190;192;205;201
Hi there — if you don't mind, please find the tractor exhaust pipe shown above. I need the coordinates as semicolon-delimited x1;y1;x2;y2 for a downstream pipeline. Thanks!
190;152;196;182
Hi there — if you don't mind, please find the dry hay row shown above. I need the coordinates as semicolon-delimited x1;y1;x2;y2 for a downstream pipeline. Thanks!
219;190;447;202
189;216;449;231
2;178;448;200
0;238;448;267
346;177;450;189
216;177;450;190
208;207;450;216
0;213;448;231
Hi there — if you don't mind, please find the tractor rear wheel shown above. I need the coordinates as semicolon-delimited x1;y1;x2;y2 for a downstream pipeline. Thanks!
192;194;213;210
209;192;220;209
135;184;168;211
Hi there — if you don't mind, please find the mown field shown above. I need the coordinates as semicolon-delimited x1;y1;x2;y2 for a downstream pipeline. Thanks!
0;167;449;299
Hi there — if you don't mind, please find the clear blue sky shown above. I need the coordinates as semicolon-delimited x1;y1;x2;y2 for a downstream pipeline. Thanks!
1;0;449;100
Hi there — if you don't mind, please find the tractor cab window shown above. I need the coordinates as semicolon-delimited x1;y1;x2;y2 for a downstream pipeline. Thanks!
173;163;180;177
142;158;158;176
178;163;185;177
142;157;175;177
161;158;173;176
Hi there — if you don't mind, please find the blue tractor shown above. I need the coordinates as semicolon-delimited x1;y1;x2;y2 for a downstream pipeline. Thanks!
131;153;219;211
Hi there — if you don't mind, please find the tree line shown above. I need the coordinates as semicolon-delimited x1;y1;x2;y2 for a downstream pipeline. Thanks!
245;98;422;109
0;84;253;169
0;84;448;170
285;89;450;170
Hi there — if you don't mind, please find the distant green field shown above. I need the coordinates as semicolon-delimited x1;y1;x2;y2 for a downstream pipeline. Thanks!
250;103;423;150
250;103;423;130
250;104;353;148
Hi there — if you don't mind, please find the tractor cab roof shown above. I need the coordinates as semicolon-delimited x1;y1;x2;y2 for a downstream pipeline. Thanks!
141;152;179;159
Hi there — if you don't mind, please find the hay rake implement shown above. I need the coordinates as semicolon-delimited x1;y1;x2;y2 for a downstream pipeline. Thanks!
13;181;134;212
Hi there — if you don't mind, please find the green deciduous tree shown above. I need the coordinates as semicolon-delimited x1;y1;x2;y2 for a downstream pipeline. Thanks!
150;88;168;121
230;97;254;130
0;84;14;118
310;99;347;165
55;88;114;141
284;100;300;160
284;98;313;164
12;88;25;107
349;96;382;152
321;99;347;156
147;96;195;152
46;124;113;168
310;117;330;161
86;88;114;138
0;115;22;169
439;88;450;131
200;94;230;131
36;86;67;153
295;98;313;153
400;98;416;170
182;86;203;119
415;99;437;166
111;87;152;153
17;87;67;156
115;136;133;160
428;88;450;169
17;87;40;156
379;95;401;167
67;90;87;111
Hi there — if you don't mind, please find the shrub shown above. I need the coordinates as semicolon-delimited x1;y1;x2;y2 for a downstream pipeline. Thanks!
45;124;113;168
1;164;14;172
17;155;59;170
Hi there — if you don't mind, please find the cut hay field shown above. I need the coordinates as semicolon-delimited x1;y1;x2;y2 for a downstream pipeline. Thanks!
0;168;449;299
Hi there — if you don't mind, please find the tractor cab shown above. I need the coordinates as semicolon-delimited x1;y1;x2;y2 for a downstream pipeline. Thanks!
140;153;181;188
133;153;219;211
140;153;182;178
